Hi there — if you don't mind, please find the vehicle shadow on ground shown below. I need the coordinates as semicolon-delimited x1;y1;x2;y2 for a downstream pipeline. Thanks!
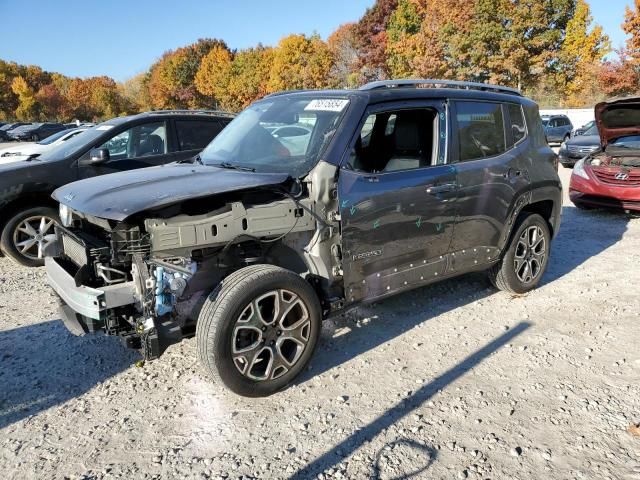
304;206;628;382
0;319;138;430
291;322;531;479
543;205;629;284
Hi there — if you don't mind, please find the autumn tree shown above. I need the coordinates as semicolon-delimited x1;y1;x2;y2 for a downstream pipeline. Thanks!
267;34;333;91
598;0;640;97
386;0;422;78
557;0;610;106
194;45;233;108
36;83;64;120
148;38;228;109
226;46;274;110
11;75;39;120
352;0;399;81
327;23;360;88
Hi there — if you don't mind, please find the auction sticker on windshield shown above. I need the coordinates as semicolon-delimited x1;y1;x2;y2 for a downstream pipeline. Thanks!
305;99;349;112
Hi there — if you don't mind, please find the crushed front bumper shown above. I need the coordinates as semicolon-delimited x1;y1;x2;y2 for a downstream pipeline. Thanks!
45;256;138;322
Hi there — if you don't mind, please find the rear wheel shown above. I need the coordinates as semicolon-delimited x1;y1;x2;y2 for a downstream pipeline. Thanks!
0;206;58;267
488;213;551;294
196;265;322;397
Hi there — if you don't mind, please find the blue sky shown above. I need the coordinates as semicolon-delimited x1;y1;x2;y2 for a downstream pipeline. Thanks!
0;0;632;82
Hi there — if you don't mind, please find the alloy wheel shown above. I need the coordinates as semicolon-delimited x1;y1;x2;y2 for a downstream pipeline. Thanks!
12;215;57;261
232;289;311;381
513;225;546;284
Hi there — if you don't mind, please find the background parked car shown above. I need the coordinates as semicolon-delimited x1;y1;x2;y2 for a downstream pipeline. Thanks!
0;128;89;165
558;123;601;167
8;122;68;141
573;120;595;136
0;122;31;141
542;114;573;144
0;110;234;266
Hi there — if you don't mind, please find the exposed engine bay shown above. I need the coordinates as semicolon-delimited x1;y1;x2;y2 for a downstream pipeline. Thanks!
588;153;640;168
46;162;343;359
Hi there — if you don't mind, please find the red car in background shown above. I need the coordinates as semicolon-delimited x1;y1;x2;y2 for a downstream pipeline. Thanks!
570;97;640;212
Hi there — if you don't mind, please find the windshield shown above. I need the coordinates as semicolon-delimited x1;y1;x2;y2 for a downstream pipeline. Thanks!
38;129;75;145
583;124;598;136
610;135;640;149
38;125;111;161
199;96;350;176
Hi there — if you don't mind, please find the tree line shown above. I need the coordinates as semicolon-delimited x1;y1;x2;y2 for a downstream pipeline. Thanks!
1;0;638;122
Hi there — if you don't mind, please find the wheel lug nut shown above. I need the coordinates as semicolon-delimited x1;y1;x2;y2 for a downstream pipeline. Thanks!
277;330;282;336
261;327;267;332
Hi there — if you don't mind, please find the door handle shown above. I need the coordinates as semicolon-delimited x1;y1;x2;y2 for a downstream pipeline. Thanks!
426;183;457;194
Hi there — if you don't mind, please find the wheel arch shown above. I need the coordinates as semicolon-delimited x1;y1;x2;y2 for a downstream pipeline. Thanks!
0;192;59;236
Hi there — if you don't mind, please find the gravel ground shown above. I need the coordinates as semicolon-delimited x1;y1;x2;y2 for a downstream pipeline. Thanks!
1;167;639;480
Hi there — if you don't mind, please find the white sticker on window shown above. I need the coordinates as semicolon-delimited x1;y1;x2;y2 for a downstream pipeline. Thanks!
304;99;349;112
96;125;114;131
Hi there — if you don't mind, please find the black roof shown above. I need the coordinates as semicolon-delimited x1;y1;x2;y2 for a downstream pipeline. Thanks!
263;79;537;107
100;109;236;127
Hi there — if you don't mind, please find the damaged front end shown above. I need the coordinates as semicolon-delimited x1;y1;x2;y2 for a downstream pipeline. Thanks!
45;174;341;359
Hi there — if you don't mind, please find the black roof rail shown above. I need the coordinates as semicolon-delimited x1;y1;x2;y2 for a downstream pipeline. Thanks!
145;109;236;117
264;90;311;98
359;79;522;97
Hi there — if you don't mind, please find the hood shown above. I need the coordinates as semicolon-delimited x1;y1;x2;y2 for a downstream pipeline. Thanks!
53;164;290;221
595;97;640;147
0;155;31;165
0;143;46;158
566;134;600;147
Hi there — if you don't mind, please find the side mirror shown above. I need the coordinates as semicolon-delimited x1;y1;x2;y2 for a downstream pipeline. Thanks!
88;148;110;164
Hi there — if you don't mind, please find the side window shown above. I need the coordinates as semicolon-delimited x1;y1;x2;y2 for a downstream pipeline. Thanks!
359;115;376;148
507;104;526;146
349;108;437;173
98;122;167;161
456;102;506;162
176;120;224;151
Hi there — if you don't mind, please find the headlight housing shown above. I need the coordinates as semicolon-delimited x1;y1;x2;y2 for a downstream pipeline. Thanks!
59;203;73;227
573;159;590;180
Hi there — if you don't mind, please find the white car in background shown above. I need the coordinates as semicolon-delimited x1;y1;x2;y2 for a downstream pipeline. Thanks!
0;128;88;164
268;125;312;156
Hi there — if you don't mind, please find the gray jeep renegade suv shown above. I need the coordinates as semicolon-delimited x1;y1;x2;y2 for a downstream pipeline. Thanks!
45;80;562;397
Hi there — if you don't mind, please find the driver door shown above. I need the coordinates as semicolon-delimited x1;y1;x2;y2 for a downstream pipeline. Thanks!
78;121;171;178
338;100;458;304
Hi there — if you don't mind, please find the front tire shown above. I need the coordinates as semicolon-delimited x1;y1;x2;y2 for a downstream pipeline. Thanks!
0;206;58;267
488;213;551;294
196;265;322;397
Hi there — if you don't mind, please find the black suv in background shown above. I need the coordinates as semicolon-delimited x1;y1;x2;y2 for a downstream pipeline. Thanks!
46;80;562;397
0;110;233;266
9;122;68;141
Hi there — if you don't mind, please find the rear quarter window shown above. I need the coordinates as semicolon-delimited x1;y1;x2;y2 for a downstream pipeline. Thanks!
507;104;527;147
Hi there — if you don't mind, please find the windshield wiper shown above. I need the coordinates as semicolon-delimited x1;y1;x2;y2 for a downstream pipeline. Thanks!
217;162;256;172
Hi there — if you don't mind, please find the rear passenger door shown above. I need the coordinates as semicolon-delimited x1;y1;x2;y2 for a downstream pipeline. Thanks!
450;101;531;270
172;118;227;162
339;100;458;304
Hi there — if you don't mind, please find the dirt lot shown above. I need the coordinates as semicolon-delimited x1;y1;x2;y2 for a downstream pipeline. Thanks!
1;167;639;480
